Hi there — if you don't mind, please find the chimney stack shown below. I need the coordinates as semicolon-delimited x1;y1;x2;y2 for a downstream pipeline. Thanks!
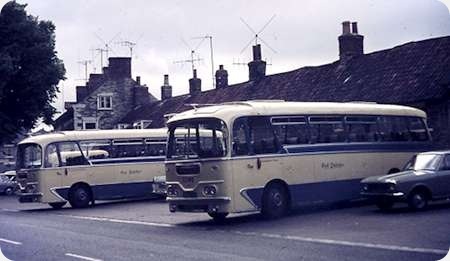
338;21;364;62
215;65;228;89
161;74;172;100
107;57;132;79
248;44;266;81
189;69;201;95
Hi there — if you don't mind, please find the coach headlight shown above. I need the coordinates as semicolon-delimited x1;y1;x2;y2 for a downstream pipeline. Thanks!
167;185;179;197
203;185;217;196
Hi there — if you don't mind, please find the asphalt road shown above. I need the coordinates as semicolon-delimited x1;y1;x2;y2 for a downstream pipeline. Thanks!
0;196;449;261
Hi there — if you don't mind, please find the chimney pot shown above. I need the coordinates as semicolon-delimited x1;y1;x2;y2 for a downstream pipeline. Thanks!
338;21;364;61
189;70;201;95
161;74;172;100
136;76;141;85
215;64;228;89
351;22;358;34
248;44;266;81
342;21;351;35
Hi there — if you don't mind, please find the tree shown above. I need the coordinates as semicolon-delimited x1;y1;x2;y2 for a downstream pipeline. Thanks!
0;1;65;144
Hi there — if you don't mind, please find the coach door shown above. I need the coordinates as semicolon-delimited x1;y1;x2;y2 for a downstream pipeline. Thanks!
231;116;284;211
57;142;90;188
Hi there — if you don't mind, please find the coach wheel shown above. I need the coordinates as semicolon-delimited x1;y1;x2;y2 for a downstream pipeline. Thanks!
4;187;14;196
375;199;394;211
208;212;228;223
408;191;428;211
69;185;92;208
49;202;66;209
262;182;289;219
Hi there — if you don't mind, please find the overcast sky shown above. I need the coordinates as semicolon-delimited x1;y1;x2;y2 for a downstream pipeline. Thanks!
2;0;450;118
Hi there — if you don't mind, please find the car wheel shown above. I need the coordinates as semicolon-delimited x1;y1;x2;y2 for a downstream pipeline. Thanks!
408;191;428;210
262;183;289;219
69;185;92;208
375;199;394;211
4;187;14;196
208;212;228;223
49;202;66;209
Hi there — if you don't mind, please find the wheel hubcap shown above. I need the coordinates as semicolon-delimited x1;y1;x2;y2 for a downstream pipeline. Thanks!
78;190;88;201
272;191;283;207
413;194;425;208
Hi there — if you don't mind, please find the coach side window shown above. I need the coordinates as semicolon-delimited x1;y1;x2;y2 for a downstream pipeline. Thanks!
272;116;309;145
232;117;250;156
248;117;281;154
58;142;89;166
407;117;430;141
346;116;379;142
309;116;345;143
378;116;411;142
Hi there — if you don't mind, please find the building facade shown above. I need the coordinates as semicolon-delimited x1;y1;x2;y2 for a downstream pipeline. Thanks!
54;57;157;131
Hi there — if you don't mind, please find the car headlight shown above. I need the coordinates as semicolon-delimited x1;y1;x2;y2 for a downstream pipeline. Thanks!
167;185;179;197
362;184;369;191
202;185;217;196
388;183;396;191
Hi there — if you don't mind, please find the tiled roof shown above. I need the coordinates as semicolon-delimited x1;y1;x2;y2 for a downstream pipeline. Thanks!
121;36;450;128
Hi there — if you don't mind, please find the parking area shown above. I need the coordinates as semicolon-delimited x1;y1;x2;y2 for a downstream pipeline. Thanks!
1;194;449;260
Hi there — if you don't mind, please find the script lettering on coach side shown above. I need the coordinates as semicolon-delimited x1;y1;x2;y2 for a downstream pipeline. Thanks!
120;169;143;175
321;162;344;169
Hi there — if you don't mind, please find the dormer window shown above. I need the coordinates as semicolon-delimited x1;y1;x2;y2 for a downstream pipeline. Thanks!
97;94;112;110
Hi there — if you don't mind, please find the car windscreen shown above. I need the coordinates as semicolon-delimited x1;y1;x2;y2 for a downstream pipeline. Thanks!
407;154;442;171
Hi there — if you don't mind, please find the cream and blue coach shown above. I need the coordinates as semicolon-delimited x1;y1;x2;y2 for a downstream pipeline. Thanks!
16;129;167;209
165;101;432;220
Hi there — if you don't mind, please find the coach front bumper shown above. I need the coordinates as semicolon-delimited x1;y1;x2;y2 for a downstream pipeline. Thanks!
167;196;230;213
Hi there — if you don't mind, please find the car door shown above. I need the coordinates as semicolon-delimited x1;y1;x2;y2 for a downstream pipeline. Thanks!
435;154;450;198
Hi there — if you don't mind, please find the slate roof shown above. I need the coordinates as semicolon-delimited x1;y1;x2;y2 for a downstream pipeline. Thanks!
121;36;450;128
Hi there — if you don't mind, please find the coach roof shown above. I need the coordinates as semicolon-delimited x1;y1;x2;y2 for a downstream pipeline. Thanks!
167;101;426;124
18;128;168;146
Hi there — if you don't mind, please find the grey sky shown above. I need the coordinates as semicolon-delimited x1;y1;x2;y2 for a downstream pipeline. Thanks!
3;0;450;117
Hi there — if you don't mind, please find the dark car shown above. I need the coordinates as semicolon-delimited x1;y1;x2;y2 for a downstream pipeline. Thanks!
0;170;18;196
361;151;450;211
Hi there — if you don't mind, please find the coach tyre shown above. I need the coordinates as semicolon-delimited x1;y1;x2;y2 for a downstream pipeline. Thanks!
262;182;289;219
69;184;92;208
208;212;229;222
49;202;66;209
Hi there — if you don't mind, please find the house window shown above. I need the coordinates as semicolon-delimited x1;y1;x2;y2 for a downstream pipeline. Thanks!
97;94;112;110
82;117;98;130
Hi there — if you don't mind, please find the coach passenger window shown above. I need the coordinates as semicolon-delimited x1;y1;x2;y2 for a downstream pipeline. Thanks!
248;117;281;154
111;139;147;158
232;117;250;156
272;116;309;145
346;116;378;142
309;116;345;143
378;117;411;142
45;144;59;168
58;142;89;166
408;117;429;141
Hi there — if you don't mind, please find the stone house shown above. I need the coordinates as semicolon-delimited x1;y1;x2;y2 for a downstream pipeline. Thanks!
119;21;450;149
54;57;157;130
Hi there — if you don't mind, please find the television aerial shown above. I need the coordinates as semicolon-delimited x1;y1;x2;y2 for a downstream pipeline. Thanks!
239;14;278;54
